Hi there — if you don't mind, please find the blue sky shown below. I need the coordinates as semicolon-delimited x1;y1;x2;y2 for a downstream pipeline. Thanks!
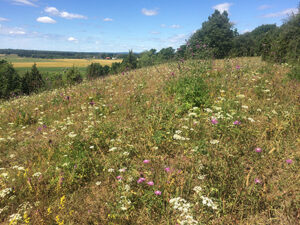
0;0;298;52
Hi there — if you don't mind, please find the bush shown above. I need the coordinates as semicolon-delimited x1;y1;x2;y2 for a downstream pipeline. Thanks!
0;60;21;99
86;63;109;80
63;67;83;85
287;64;300;81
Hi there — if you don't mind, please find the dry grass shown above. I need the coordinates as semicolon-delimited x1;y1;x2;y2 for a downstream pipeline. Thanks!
0;57;299;224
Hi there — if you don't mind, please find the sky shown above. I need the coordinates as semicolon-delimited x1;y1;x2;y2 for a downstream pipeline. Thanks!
0;0;299;52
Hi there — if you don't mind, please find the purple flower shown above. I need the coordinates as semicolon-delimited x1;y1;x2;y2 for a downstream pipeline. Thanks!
286;159;293;164
89;101;95;106
154;190;161;195
211;118;218;125
66;96;70;101
171;72;175;77
255;178;261;184
255;148;262;153
165;167;170;173
143;159;150;164
236;65;241;70
137;177;146;183
116;176;122;180
147;181;154;186
233;120;241;125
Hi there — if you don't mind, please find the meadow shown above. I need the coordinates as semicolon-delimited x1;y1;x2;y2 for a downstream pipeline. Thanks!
0;57;299;224
0;55;122;74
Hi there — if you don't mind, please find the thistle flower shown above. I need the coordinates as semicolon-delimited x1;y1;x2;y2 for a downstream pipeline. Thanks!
286;159;293;164
154;190;161;195
255;178;261;184
233;120;241;125
143;159;150;164
255;148;262;153
147;181;154;186
137;177;146;183
211;118;218;125
165;167;170;172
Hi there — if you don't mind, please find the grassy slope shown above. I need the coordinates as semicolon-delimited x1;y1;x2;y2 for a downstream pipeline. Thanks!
0;57;299;224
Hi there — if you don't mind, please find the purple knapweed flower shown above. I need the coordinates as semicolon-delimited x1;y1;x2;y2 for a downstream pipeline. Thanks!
236;65;241;70
171;72;175;77
66;96;70;101
143;159;150;164
116;176;122;180
211;118;218;125
165;167;170;173
154;190;161;195
137;177;146;183
286;159;293;164
147;181;154;186
255;178;262;184
255;148;262;153
89;101;95;106
233;120;241;125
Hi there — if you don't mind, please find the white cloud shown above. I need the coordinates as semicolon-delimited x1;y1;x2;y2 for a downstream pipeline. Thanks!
103;18;113;22
242;29;251;34
68;37;78;42
45;7;87;19
263;8;298;18
150;31;160;34
168;34;187;44
213;3;232;13
12;0;37;7
36;16;56;24
258;5;271;10
170;24;181;29
160;24;166;28
141;8;158;16
0;17;8;22
9;30;26;35
0;25;26;35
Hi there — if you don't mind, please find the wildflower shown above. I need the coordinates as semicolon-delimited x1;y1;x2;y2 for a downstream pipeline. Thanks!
143;159;150;164
201;196;218;210
89;145;94;149
32;172;42;177
254;147;262;153
242;105;249;109
89;101;95;106
211;118;218;125
255;178;261;184
248;117;255;123
210;139;219;145
165;167;171;172
119;168;126;172
116;176;122;180
154;190;161;195
236;65;241;70
68;132;77;138
95;181;101;186
147;181;154;186
123;151;129;156
233;120;241;125
173;134;189;141
137;177;146;183
0;188;12;198
109;147;117;152
108;168;114;173
193;186;202;194
286;159;293;164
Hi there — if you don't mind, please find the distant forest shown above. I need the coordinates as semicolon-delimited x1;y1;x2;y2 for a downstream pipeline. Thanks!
0;49;132;59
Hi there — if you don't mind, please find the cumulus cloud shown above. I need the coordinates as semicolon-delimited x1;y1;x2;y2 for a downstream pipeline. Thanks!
258;5;271;10
45;7;87;19
68;37;78;42
213;3;232;13
12;0;37;7
168;34;187;44
150;31;160;34
160;24;166;28
0;25;26;35
0;17;8;22
141;8;158;16
170;24;181;29
103;18;113;22
263;8;298;18
36;16;56;24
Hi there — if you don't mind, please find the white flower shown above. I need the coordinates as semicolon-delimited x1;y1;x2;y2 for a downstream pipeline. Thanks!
89;145;94;149
236;94;245;99
95;181;102;186
242;105;248;109
68;132;77;138
9;213;22;222
108;168;114;173
120;206;127;211
204;108;212;113
175;130;182;134
193;186;202;194
173;134;189;141
248;117;255;123
210;139;219;145
0;188;12;198
1;173;9;179
32;172;42;177
109;147;117;152
123;151;129;156
188;112;197;117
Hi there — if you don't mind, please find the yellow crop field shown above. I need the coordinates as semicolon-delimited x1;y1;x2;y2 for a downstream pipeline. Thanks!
11;58;122;68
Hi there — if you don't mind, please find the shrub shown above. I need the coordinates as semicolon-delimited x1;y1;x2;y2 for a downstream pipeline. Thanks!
0;60;21;99
63;66;83;85
86;63;108;80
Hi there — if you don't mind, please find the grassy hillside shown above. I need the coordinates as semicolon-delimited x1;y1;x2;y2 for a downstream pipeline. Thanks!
0;57;299;224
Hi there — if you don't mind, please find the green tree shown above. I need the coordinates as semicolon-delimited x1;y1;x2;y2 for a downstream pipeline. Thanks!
0;60;21;99
87;63;104;79
22;63;44;95
189;10;234;58
137;49;157;67
157;47;175;61
63;66;83;85
121;50;137;70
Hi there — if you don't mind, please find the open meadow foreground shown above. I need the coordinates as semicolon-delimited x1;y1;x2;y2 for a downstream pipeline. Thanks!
0;57;299;224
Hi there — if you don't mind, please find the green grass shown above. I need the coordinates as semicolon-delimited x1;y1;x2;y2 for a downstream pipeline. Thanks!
0;57;299;224
15;67;87;75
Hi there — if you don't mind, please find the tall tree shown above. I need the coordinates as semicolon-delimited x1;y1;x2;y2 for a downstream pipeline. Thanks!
189;10;234;58
22;63;44;94
0;60;21;98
